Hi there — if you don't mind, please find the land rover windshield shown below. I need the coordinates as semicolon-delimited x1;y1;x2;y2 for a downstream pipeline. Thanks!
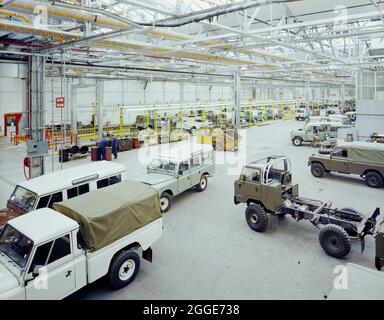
9;186;37;212
148;158;178;173
0;224;33;269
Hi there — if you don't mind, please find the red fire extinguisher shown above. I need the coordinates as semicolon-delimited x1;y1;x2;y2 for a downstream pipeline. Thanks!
23;157;31;180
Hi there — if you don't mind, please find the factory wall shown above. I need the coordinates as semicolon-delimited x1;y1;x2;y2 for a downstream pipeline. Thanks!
0;64;25;136
1;62;317;134
73;80;236;126
356;100;384;140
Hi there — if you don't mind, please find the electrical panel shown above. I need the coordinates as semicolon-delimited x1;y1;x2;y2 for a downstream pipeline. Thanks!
27;140;49;157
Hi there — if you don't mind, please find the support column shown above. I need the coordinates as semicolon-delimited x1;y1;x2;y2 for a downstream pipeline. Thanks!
252;83;256;100
20;63;29;136
341;83;345;106
180;82;184;103
305;80;310;102
96;80;104;139
71;85;78;136
27;55;48;178
233;71;241;129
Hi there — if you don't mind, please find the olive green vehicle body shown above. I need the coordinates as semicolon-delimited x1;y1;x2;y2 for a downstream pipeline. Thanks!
234;157;298;211
376;224;384;271
308;142;384;187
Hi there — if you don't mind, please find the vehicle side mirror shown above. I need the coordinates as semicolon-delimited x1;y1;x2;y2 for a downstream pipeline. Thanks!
32;265;43;278
178;170;183;176
241;175;247;181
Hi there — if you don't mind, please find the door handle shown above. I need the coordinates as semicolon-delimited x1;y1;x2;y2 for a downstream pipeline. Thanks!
65;270;72;278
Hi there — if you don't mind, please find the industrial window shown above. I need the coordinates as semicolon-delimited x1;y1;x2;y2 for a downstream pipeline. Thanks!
67;183;90;199
48;234;71;264
48;192;63;208
36;195;50;209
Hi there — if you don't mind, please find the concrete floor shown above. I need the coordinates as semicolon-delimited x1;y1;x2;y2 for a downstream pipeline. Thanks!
0;120;383;300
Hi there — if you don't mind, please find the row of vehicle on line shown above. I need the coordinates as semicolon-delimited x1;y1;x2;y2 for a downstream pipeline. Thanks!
134;106;287;133
0;140;382;300
0;144;216;226
290;121;351;146
295;107;356;123
0;143;215;300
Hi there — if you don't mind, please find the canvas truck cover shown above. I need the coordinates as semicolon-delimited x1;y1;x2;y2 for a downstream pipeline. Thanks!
53;180;161;251
338;142;384;164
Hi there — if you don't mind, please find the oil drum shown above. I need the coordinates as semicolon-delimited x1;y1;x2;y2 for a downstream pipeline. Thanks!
105;146;112;161
132;137;140;149
91;147;99;161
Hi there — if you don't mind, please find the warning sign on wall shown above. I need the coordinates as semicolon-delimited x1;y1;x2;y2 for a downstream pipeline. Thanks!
56;97;65;109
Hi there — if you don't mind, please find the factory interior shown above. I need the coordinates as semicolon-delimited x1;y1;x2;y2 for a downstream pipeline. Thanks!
0;0;384;302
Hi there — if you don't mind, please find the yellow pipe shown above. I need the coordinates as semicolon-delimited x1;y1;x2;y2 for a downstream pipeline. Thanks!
0;19;261;66
1;1;321;67
0;9;32;24
1;0;129;29
0;19;76;40
0;1;332;73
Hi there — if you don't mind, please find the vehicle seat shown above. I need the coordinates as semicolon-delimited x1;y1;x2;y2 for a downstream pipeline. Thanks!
268;169;283;184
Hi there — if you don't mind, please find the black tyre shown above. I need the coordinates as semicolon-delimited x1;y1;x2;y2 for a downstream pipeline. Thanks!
365;171;383;188
108;251;140;289
311;163;325;178
319;224;351;258
195;175;208;192
160;192;172;213
292;137;303;146
245;204;269;233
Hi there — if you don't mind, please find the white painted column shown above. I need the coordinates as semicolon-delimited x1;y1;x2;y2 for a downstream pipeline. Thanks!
180;82;184;103
71;85;78;135
234;71;241;129
96;80;104;138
